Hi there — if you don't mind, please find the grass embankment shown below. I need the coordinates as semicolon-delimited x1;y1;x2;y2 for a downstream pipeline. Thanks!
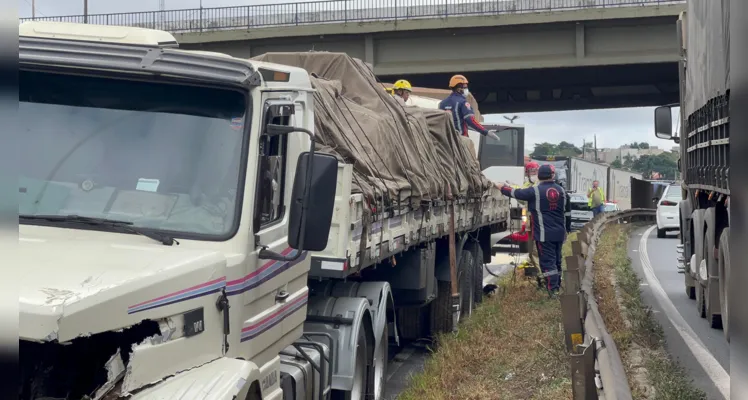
396;238;576;400
593;224;706;400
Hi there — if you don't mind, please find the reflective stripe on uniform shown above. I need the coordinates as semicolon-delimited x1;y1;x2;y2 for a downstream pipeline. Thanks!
533;185;544;242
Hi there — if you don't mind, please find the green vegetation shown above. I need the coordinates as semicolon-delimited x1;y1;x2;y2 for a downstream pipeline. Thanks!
396;240;577;400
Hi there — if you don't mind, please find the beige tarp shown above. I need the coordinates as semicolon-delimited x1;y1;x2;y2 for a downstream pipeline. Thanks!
251;52;492;205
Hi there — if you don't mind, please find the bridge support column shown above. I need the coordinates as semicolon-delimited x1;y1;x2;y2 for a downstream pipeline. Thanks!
575;22;585;60
364;34;375;67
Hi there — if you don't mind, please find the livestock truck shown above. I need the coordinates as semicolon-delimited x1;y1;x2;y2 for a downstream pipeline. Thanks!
18;21;509;400
652;0;732;340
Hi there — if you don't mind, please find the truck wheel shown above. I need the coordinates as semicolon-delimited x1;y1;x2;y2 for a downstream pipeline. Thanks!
459;249;475;320
696;281;706;319
373;327;388;400
518;240;530;254
332;322;374;400
657;228;666;238
685;254;696;299
703;214;722;329
472;245;485;305
432;281;457;334
719;228;730;342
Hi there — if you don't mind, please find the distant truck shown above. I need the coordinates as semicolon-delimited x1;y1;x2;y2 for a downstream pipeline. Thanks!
530;155;640;209
652;0;732;340
18;22;510;400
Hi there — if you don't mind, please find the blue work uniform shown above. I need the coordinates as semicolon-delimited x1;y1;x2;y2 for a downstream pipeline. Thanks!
438;92;488;137
500;180;567;292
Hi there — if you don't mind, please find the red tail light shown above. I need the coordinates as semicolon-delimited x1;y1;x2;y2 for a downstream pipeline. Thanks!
660;200;678;206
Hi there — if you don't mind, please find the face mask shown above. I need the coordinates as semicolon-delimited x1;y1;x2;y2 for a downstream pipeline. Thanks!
463;88;470;97
529;174;538;183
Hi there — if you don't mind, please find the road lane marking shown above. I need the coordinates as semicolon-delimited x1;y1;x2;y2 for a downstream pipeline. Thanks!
640;225;730;399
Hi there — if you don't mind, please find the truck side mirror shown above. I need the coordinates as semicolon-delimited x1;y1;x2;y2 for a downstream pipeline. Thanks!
287;152;338;251
654;106;673;140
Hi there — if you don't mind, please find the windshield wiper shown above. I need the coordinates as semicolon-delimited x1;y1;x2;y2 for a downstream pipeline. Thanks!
20;214;177;246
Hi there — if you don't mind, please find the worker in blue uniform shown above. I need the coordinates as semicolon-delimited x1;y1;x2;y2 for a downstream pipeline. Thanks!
497;164;567;296
438;74;501;141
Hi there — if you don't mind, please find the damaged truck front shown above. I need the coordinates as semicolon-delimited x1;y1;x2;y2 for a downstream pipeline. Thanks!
18;21;337;400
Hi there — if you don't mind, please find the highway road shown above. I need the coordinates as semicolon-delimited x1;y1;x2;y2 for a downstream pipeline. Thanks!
628;225;730;400
383;245;520;399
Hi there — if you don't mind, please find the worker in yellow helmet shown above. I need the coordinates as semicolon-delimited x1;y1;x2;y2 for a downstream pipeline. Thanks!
391;79;412;106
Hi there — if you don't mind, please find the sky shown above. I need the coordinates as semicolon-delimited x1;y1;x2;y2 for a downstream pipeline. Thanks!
484;106;679;152
19;0;681;152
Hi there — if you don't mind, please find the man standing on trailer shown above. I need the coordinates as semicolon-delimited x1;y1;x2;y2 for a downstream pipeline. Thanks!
497;164;567;296
438;74;501;141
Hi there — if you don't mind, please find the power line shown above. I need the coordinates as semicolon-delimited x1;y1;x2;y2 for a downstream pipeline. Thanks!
24;0;47;18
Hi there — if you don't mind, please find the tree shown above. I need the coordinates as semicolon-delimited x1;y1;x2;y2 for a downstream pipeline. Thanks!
530;142;559;157
638;142;650;149
610;158;623;169
557;141;582;155
630;153;678;180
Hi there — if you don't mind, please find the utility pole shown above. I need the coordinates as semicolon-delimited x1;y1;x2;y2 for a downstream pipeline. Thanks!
84;0;88;23
594;135;598;162
32;0;35;18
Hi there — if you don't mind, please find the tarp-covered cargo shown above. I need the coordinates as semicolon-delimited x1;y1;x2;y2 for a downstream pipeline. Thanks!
251;52;492;205
684;0;730;115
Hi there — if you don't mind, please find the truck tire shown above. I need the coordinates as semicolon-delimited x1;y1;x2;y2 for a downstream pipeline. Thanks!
518;240;530;254
432;280;457;335
459;249;475;320
472;245;485;305
332;322;374;400
703;209;722;328
719;228;730;342
373;327;388;400
657;228;666;238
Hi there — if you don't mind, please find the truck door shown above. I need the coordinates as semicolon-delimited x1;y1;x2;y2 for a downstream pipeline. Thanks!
237;91;313;358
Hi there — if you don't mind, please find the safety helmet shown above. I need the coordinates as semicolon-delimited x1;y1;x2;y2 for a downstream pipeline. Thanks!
538;164;555;180
449;74;469;88
525;161;540;174
393;79;412;92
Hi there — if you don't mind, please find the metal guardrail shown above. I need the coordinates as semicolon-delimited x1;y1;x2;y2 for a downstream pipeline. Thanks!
561;208;656;400
20;0;685;34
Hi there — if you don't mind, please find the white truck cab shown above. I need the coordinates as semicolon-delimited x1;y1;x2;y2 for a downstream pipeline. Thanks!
19;21;338;400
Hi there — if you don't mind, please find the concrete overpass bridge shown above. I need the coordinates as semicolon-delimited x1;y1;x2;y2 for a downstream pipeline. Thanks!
22;0;686;112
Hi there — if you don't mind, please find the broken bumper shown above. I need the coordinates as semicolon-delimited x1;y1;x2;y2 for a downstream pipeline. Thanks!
129;357;256;399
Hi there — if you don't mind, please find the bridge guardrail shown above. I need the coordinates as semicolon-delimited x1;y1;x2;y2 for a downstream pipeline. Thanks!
20;0;686;34
561;208;656;400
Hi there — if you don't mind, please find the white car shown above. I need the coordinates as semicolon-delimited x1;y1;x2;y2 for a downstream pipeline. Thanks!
569;194;593;231
603;202;620;213
655;183;681;238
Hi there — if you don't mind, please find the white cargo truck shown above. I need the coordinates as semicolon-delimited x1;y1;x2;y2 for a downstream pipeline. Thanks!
607;168;642;210
569;157;609;195
18;22;509;400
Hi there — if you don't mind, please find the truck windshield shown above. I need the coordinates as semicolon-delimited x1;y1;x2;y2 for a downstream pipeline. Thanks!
18;70;248;239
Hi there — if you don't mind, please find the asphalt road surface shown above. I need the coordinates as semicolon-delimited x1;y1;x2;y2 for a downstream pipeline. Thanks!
383;245;521;399
628;225;730;400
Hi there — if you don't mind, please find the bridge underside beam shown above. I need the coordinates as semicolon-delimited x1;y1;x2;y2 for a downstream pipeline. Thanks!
381;62;679;113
